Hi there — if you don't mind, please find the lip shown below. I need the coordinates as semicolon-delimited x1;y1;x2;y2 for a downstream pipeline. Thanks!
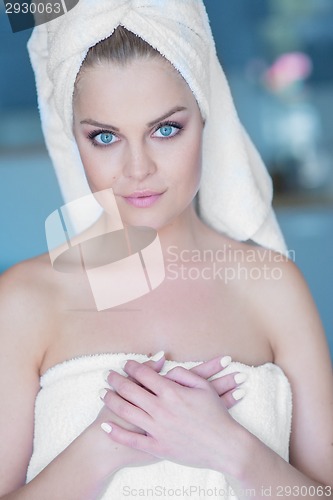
123;190;165;208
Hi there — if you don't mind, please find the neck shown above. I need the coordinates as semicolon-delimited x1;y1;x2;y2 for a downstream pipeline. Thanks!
88;201;209;264
156;202;208;256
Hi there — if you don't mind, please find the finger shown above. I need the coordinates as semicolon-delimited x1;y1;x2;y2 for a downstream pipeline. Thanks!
209;371;247;396
164;365;211;389
100;388;153;431
221;387;246;410
97;397;143;432
142;350;165;371
107;369;158;414
105;351;165;388
130;351;165;388
121;359;174;396
100;421;155;455
189;355;232;380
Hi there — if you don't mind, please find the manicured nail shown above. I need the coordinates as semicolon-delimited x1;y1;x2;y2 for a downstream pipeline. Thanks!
234;373;247;384
150;350;165;362
220;356;232;368
101;423;112;434
119;359;128;370
103;370;110;383
232;389;245;401
99;388;108;400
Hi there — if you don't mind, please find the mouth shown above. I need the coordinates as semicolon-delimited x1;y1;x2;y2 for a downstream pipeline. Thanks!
122;190;165;208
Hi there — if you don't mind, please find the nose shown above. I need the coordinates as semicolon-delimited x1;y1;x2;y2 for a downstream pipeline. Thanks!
122;141;157;181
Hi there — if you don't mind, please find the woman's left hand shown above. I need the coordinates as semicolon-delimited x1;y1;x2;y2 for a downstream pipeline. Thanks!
101;359;244;472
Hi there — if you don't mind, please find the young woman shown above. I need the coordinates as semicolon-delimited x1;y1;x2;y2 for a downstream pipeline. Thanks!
0;1;332;499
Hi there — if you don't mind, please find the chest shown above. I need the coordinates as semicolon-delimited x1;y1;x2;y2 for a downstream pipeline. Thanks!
42;272;272;372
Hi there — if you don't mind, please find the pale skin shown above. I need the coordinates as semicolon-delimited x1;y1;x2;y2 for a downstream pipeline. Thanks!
0;55;332;500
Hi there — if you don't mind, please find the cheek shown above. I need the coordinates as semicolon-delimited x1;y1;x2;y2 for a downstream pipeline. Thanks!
181;132;202;188
78;146;118;190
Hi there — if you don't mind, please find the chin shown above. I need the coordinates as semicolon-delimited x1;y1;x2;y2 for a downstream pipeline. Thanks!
119;207;179;232
117;195;195;233
122;215;164;232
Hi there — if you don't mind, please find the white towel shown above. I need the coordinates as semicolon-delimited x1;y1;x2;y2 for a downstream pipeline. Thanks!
26;354;292;499
27;0;288;254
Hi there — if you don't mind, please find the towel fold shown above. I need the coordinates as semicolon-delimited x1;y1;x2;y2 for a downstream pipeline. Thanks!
27;0;288;254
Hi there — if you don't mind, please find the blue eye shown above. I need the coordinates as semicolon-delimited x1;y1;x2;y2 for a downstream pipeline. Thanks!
88;129;118;147
154;122;182;138
159;125;173;137
96;132;115;144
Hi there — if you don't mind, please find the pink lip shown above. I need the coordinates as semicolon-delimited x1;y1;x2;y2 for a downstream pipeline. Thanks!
123;190;165;208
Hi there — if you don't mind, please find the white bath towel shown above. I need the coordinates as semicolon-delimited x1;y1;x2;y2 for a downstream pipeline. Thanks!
26;354;292;499
27;0;288;255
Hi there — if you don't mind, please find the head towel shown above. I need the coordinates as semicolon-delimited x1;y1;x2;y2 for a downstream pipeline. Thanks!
27;0;288;255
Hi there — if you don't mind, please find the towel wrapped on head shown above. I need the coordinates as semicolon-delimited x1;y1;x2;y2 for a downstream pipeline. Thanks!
27;0;287;254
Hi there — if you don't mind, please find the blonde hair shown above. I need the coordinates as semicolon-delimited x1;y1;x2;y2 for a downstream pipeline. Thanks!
83;25;160;67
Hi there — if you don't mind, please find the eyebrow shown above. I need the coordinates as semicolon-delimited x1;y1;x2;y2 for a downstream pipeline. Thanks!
147;106;187;127
80;106;187;131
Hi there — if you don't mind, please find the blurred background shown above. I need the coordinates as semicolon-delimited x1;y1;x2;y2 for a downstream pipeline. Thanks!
0;0;332;356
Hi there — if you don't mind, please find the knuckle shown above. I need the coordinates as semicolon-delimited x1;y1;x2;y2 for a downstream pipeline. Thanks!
200;377;210;388
127;434;140;449
161;384;175;400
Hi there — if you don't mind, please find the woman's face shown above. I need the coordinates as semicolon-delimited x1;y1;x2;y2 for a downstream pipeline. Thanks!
73;56;204;230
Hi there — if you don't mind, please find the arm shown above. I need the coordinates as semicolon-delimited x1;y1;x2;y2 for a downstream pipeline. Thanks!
0;263;158;500
234;257;333;498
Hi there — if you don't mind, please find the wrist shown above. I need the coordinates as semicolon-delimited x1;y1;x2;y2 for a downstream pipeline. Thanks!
81;422;122;480
212;422;259;480
222;424;280;486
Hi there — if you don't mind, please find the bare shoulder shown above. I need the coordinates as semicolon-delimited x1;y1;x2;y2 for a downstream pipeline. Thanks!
0;252;58;312
220;238;333;484
0;254;65;492
240;245;329;361
210;233;330;365
0;253;60;369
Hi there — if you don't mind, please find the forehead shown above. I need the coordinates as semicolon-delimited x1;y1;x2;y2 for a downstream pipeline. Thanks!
73;57;198;121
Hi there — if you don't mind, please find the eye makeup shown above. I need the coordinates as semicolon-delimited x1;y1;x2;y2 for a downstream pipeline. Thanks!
152;120;184;139
86;120;184;148
87;129;118;147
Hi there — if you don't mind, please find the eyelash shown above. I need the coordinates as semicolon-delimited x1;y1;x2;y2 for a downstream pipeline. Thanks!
87;129;117;147
87;120;184;148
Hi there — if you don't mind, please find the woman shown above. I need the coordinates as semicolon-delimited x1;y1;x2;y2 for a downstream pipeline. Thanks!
0;1;332;498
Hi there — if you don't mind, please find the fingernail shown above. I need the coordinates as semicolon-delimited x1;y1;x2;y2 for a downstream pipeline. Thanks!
103;370;110;384
99;388;108;400
150;350;165;362
234;373;247;384
119;359;128;370
220;356;232;368
232;389;245;401
101;423;113;434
